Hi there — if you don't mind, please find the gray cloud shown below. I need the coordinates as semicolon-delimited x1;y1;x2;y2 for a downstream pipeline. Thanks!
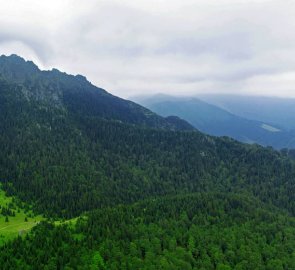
1;0;295;98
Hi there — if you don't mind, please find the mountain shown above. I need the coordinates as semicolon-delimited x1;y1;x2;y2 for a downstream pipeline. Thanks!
199;94;295;130
134;94;295;149
1;55;295;269
0;54;193;131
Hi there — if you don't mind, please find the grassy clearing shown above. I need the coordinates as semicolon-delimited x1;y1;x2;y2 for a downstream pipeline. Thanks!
54;216;80;227
0;186;85;245
0;188;43;245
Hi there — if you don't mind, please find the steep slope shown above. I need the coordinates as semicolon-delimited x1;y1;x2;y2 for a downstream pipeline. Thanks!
0;55;193;131
0;55;295;219
134;94;295;149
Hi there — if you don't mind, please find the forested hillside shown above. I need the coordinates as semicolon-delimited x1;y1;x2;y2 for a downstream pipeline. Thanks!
1;55;295;269
1;193;295;269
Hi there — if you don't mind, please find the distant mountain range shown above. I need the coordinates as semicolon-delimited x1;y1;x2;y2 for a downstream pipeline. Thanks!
134;94;295;149
199;94;295;130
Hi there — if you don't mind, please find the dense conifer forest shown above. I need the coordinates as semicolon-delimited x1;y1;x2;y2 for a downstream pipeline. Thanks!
0;55;295;269
1;193;295;269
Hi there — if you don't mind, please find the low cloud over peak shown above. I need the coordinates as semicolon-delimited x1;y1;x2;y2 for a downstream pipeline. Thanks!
1;0;295;98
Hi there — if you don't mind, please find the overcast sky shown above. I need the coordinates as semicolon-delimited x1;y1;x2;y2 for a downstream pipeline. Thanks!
1;0;295;98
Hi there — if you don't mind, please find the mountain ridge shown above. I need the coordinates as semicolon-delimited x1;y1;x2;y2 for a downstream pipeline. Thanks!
0;54;194;131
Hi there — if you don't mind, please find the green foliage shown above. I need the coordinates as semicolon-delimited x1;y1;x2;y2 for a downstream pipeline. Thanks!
91;251;106;270
1;193;295;269
0;187;43;245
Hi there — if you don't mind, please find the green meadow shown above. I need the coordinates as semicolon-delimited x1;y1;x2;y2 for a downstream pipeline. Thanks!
0;187;43;245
